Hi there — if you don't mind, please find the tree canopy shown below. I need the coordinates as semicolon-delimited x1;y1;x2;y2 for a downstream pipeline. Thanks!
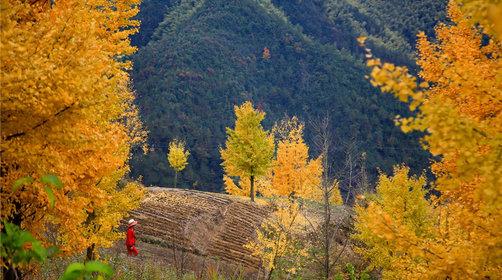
220;101;275;201
1;0;145;254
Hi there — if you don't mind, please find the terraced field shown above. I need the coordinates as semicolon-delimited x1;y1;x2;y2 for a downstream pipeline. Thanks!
123;188;271;277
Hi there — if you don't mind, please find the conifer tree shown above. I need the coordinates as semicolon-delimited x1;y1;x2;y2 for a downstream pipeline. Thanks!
220;102;275;202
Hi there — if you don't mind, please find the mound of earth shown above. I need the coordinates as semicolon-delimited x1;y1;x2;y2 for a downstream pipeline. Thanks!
113;188;357;278
119;188;270;277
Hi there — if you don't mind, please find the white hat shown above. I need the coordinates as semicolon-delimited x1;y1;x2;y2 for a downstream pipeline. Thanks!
128;219;138;227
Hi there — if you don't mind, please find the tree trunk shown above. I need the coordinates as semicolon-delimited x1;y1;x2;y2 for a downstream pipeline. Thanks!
86;243;96;261
324;182;330;279
345;152;353;204
174;171;178;188
84;209;97;261
250;175;255;202
266;267;274;280
2;265;20;280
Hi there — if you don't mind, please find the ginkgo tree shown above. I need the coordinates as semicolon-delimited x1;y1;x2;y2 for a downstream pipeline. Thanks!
270;117;323;200
167;139;190;188
354;166;433;279
457;0;502;39
1;175;117;278
0;0;145;256
246;116;344;279
355;1;502;278
245;200;308;279
83;168;146;260
220;101;275;202
223;174;273;198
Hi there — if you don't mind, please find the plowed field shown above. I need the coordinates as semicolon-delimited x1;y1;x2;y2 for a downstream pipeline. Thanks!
121;188;271;277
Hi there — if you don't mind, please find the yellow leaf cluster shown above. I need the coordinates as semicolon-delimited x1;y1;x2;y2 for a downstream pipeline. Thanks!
457;0;502;39
221;101;275;178
167;140;190;172
311;180;344;206
354;166;434;279
0;0;144;254
83;168;146;254
270;117;323;200
358;1;502;278
245;200;307;276
223;175;273;197
220;101;275;200
223;114;344;205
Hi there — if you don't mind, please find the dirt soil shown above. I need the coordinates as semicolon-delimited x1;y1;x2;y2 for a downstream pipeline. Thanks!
115;188;271;278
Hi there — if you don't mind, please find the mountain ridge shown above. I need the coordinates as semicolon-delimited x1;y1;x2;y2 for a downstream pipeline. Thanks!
130;0;444;192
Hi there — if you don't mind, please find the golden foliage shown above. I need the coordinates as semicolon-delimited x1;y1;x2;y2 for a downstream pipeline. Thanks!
269;116;342;205
0;0;144;254
220;101;275;200
329;181;343;205
84;169;146;253
221;101;275;178
457;0;502;39
354;166;434;279
167;139;190;172
245;200;307;277
311;180;343;206
358;1;502;278
224;114;342;206
270;117;323;200
223;175;273;197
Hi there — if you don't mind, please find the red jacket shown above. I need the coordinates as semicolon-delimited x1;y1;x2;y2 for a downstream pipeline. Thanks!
126;227;136;247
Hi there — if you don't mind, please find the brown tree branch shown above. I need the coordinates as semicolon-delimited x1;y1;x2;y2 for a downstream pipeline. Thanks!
4;102;75;141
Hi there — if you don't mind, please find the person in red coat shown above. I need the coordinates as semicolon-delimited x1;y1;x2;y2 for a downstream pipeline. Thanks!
126;219;139;256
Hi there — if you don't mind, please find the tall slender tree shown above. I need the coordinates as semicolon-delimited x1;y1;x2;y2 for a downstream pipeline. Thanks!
167;139;190;188
220;101;274;202
309;116;343;279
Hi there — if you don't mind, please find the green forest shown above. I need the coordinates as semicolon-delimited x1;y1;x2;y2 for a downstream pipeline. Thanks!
130;0;447;193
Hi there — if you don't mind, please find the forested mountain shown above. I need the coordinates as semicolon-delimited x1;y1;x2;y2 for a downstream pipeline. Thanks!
130;0;177;47
275;0;448;66
130;0;446;192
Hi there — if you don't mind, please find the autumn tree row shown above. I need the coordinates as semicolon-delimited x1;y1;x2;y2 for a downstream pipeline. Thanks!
220;102;343;204
219;101;351;278
218;1;502;278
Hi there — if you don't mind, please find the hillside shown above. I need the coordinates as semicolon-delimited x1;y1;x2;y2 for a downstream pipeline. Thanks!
129;188;268;272
275;0;448;66
130;0;177;47
129;0;445;192
4;1;500;279
117;188;355;278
